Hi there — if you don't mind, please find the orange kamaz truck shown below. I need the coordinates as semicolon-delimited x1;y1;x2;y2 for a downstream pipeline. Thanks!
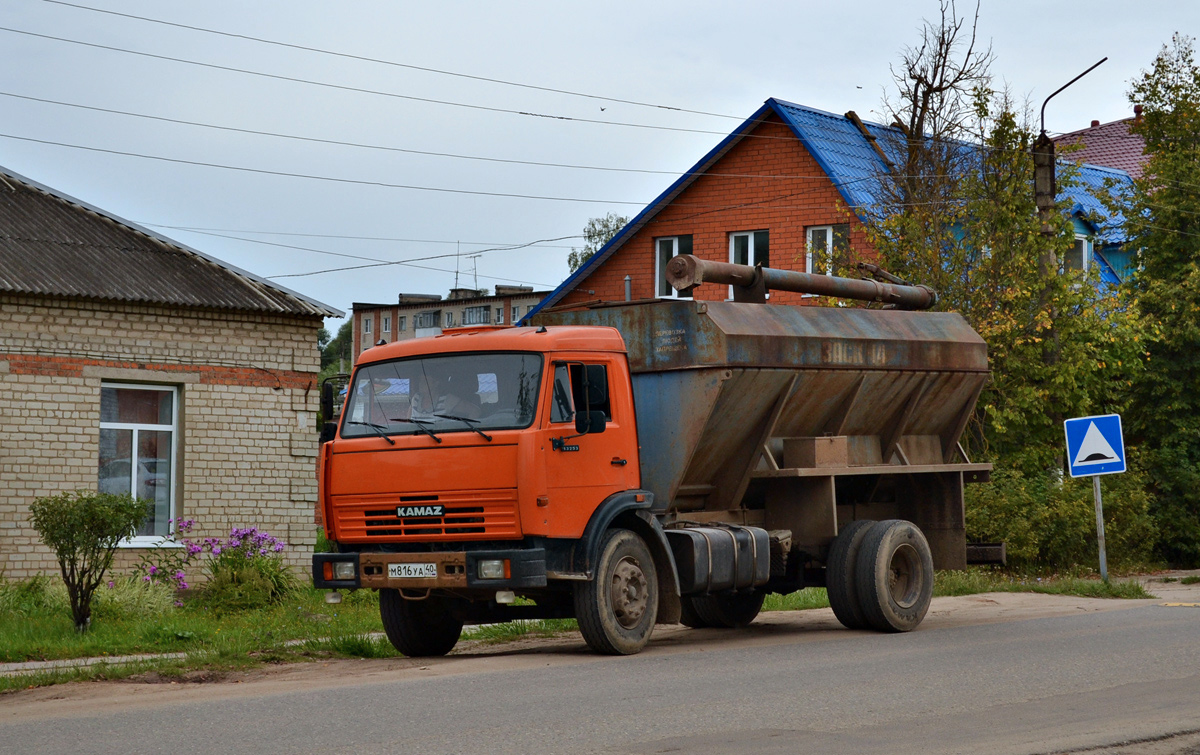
314;256;991;656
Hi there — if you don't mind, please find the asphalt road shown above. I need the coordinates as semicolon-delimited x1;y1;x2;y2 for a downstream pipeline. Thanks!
3;591;1200;755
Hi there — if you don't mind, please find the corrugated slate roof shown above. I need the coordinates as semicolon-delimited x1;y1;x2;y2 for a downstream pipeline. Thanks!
527;98;1134;319
0;165;340;317
1055;118;1146;179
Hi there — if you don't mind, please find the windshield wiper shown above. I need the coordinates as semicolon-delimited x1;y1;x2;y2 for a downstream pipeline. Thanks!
405;418;444;444
345;420;395;445
434;414;493;442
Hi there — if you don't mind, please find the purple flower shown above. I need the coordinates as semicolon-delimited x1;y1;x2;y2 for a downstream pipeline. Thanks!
143;575;152;582
174;600;184;608
212;545;222;555
178;582;188;590
107;580;114;589
273;543;285;552
149;565;158;575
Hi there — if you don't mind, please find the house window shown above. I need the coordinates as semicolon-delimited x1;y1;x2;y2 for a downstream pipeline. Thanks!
382;316;391;333
655;235;693;298
98;383;178;542
415;311;439;329
444;312;455;328
398;316;407;332
729;231;769;298
362;317;372;335
526;305;535;314
1064;235;1092;273
463;306;490;325
512;305;520;323
496;307;504;324
806;224;850;277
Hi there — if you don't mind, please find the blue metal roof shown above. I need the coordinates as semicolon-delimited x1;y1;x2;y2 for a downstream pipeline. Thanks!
527;98;1133;319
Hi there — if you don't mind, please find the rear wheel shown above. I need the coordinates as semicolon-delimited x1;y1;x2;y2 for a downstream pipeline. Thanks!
826;519;876;630
379;589;464;657
690;591;766;628
854;520;934;633
574;528;658;655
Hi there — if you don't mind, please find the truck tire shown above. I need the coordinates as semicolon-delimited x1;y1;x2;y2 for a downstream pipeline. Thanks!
826;519;876;630
574;528;658;654
854;520;934;633
379;588;464;657
690;591;766;628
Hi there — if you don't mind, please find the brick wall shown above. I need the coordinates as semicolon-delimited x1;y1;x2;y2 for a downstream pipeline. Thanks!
561;113;875;307
0;294;323;579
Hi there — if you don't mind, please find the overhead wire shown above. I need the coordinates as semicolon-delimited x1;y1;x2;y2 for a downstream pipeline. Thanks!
41;0;741;121
0;90;885;180
0;25;777;139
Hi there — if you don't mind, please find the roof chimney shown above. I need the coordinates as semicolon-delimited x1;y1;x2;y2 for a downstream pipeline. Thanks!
1090;120;1100;128
1134;104;1144;121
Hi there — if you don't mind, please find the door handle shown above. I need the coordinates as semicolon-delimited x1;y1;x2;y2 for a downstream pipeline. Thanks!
611;458;628;466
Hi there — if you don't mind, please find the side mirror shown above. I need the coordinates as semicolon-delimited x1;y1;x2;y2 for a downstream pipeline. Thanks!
575;410;607;435
319;422;337;445
320;380;334;422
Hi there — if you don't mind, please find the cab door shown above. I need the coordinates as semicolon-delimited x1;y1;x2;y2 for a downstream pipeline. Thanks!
540;357;638;538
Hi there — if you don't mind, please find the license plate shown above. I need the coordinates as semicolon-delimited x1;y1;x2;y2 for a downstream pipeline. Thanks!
388;562;437;579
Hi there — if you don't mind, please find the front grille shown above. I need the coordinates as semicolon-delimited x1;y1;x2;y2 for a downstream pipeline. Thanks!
333;489;519;542
363;506;486;536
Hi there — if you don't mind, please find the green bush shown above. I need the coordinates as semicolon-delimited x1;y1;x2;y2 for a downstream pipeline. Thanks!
966;456;1159;571
27;491;150;631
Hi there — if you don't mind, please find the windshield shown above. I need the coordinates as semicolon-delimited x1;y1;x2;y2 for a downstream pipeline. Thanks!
340;353;543;439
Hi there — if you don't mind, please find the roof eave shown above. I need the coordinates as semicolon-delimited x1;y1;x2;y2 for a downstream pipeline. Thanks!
522;101;779;321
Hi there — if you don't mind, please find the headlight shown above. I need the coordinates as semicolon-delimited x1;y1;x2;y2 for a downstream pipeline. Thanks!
332;561;357;580
477;559;505;580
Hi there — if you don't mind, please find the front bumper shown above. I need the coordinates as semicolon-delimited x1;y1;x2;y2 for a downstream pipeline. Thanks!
312;548;547;591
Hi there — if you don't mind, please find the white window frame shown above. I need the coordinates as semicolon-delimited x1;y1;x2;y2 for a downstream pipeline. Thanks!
362;317;372;335
496;307;504;324
728;230;769;299
463;305;490;325
445;311;455;328
806;226;837;279
398;316;407;332
382;315;391;333
100;383;180;548
1065;234;1093;273
655;236;693;299
511;305;520;323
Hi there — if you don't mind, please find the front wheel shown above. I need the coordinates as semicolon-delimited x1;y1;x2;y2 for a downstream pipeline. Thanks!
574;528;659;654
379;589;464;657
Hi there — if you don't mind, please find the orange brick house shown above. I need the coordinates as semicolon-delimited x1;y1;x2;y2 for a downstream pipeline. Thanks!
527;98;1131;316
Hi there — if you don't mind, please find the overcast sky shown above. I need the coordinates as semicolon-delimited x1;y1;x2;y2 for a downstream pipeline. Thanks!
2;1;1195;332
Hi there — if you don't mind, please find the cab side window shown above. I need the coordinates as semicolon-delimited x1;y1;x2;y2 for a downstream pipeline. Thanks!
569;364;611;420
550;364;575;423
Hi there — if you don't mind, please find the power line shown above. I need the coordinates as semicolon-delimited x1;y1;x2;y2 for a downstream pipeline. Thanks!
0;90;862;180
183;228;580;266
143;223;581;249
0;131;648;205
41;0;741;122
0;25;767;139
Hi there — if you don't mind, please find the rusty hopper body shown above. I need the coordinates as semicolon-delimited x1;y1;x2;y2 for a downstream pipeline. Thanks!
534;298;990;570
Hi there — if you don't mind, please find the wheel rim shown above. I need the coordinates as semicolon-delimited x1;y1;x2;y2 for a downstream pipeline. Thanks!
887;543;922;609
609;555;649;629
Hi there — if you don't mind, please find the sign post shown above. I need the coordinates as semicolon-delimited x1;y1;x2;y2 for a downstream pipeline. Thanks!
1064;414;1126;583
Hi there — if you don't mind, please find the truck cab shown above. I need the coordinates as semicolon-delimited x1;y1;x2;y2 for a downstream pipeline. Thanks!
316;325;667;655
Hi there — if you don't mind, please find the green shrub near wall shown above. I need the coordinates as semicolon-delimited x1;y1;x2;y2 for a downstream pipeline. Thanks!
966;453;1159;570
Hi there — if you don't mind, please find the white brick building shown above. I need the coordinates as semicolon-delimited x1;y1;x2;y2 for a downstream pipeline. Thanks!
0;166;339;578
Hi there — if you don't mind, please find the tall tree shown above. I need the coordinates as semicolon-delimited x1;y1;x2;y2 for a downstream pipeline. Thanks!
1117;34;1200;564
568;213;629;273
